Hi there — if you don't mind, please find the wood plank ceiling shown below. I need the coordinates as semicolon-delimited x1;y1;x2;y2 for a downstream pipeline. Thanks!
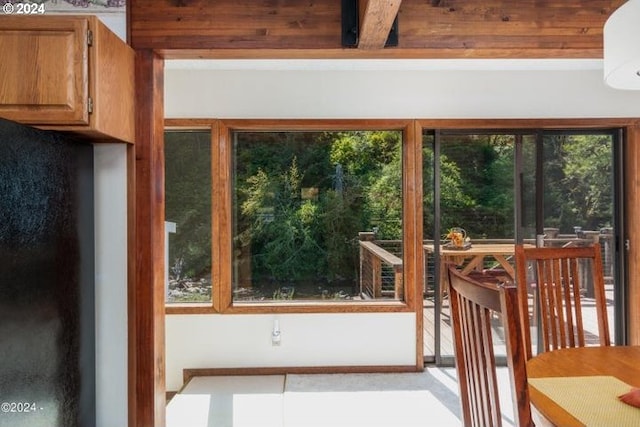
129;0;626;59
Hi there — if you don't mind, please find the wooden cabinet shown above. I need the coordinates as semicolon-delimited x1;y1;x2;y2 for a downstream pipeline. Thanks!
0;16;135;143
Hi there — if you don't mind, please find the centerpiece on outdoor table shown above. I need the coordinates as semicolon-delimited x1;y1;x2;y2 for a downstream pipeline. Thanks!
443;227;472;250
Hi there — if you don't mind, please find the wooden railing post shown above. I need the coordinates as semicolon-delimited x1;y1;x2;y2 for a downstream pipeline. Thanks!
372;256;382;297
394;265;404;300
358;236;403;300
359;232;374;297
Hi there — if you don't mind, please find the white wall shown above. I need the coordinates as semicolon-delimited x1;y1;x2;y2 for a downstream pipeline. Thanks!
95;14;127;42
94;144;128;427
79;12;127;425
43;7;126;42
163;59;640;391
166;313;416;390
165;60;640;119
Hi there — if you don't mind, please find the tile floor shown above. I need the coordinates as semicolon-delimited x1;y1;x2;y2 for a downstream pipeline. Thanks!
166;367;516;427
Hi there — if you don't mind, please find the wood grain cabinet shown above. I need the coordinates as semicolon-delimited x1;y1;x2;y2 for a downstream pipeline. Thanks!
0;15;135;143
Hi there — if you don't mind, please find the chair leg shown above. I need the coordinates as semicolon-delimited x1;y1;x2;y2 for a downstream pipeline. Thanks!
439;260;449;309
532;292;537;326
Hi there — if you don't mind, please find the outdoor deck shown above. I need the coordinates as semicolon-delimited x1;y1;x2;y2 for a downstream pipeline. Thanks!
423;283;616;359
358;232;617;359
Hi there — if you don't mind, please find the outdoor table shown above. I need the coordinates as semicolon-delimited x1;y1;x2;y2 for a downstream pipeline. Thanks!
423;243;534;301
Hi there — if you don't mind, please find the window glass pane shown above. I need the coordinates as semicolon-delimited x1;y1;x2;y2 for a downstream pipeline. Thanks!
439;134;515;239
423;129;620;363
520;133;617;347
541;134;614;236
441;134;515;360
165;131;212;304
232;131;403;303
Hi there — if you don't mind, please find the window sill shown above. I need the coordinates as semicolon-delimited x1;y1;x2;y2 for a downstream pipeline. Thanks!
166;300;412;315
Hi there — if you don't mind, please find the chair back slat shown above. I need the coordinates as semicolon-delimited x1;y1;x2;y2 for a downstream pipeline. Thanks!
448;265;533;427
515;243;610;360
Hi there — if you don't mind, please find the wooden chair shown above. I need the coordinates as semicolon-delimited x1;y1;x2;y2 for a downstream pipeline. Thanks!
447;265;533;427
515;244;611;361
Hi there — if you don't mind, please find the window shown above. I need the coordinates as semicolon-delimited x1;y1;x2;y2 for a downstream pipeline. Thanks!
164;130;212;304
164;121;418;313
232;130;404;304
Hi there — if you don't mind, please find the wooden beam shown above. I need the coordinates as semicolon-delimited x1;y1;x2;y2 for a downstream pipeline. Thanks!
132;49;166;427
130;0;625;58
358;0;402;50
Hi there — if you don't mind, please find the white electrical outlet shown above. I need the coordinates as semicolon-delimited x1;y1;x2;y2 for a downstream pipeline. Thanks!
272;319;281;346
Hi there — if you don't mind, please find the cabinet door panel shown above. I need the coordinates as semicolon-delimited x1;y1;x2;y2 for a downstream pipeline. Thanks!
0;18;89;125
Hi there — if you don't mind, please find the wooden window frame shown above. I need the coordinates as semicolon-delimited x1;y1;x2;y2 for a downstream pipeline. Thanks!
164;119;423;316
138;109;640;427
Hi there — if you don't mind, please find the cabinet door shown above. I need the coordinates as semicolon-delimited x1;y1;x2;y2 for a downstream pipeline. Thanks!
0;17;89;125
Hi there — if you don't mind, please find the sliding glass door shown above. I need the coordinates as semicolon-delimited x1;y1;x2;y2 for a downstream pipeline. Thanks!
519;131;623;352
423;129;623;365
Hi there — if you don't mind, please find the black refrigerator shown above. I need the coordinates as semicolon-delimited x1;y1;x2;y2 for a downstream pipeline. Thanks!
0;118;95;427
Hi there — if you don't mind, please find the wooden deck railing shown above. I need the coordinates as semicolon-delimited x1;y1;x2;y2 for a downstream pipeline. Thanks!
358;228;614;301
359;233;403;300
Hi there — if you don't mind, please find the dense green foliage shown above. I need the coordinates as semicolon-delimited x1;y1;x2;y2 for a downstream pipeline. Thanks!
542;135;613;231
235;131;402;289
423;133;613;240
165;131;212;280
165;129;615;301
424;134;516;239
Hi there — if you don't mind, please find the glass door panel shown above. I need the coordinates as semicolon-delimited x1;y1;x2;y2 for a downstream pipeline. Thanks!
424;129;622;365
424;132;516;363
520;132;619;352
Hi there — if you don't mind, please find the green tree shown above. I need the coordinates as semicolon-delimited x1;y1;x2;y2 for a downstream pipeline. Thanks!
164;131;211;279
241;158;325;283
438;135;514;238
550;135;613;231
330;131;403;239
423;144;476;238
236;130;403;292
367;148;402;239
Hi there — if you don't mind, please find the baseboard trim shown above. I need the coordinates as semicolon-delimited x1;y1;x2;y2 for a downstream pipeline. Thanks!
182;365;419;386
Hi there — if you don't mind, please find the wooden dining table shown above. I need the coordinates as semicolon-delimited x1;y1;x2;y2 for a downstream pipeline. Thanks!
526;346;640;427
